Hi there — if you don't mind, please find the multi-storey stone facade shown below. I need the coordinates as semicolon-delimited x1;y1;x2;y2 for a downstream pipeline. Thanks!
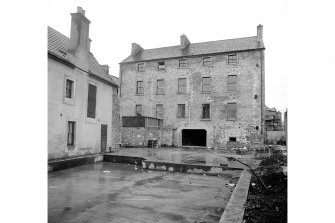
120;25;265;149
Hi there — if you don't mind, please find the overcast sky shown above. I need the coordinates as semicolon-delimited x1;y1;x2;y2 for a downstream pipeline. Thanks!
48;0;287;111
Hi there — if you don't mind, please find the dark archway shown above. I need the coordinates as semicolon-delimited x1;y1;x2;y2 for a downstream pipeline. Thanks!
182;129;207;147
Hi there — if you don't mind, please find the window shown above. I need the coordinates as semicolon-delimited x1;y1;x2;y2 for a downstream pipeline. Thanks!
67;121;75;146
228;54;237;64
156;104;164;119
227;103;237;120
137;63;145;72
87;84;97;118
136;104;142;116
229;137;236;142
156;79;164;94
203;56;212;66
136;81;144;95
228;75;237;91
179;59;187;68
202;77;211;92
66;79;74;98
202;104;210;119
178;78;186;94
158;61;165;70
177;104;186;118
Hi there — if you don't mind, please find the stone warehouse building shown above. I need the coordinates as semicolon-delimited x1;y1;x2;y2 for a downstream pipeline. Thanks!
48;7;120;160
119;25;265;149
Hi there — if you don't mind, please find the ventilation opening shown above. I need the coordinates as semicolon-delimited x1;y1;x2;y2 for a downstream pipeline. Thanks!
182;129;206;147
255;126;259;130
229;137;237;142
254;95;258;99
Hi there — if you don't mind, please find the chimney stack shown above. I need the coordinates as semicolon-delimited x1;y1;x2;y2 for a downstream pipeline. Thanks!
180;34;190;49
68;6;91;52
131;43;143;55
257;24;263;40
102;64;109;74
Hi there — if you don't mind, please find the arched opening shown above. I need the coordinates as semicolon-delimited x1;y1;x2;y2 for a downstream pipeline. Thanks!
182;129;207;147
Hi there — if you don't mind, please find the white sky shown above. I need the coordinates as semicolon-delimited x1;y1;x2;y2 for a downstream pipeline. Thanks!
48;0;287;111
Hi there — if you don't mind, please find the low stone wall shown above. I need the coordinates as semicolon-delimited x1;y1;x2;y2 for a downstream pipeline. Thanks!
219;169;252;223
121;127;161;147
266;130;285;143
48;154;103;172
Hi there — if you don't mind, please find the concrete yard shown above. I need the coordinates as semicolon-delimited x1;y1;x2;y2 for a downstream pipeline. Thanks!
48;162;240;223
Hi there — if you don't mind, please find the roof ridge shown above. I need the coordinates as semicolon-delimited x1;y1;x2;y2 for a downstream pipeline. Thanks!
140;36;258;51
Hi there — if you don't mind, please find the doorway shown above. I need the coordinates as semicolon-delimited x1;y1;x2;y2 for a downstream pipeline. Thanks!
101;124;107;152
182;129;206;147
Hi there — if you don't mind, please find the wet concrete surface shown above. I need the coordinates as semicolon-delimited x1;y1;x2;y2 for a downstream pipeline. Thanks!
49;162;239;223
111;147;264;169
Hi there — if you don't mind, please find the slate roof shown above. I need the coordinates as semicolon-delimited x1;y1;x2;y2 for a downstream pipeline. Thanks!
48;26;119;87
120;36;265;64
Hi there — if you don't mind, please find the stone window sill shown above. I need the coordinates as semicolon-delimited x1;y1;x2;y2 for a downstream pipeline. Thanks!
200;91;211;94
200;118;211;121
135;94;144;96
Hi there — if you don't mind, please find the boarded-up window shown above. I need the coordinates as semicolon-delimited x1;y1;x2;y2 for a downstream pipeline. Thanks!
227;103;237;120
136;81;144;94
202;77;211;92
158;61;165;70
179;59;187;68
87;84;97;118
137;63;145;72
228;54;237;64
202;104;210;119
67;121;75;145
178;78;186;94
156;104;164;119
228;75;237;91
136;104;142;116
203;56;212;66
66;79;73;98
177;104;185;118
156;79;164;94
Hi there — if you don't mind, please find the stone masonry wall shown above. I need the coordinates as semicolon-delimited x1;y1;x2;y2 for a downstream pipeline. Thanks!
121;127;161;147
120;50;265;149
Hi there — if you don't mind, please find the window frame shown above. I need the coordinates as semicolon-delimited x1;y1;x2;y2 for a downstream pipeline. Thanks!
203;56;212;66
177;104;186;118
158;61;166;70
179;59;187;68
87;83;97;119
136;81;144;95
178;78;187;94
137;63;145;72
135;104;142;116
228;75;237;91
227;102;237;120
67;121;75;146
227;54;238;65
202;77;211;93
156;104;164;119
202;104;210;119
63;76;76;105
156;79;165;95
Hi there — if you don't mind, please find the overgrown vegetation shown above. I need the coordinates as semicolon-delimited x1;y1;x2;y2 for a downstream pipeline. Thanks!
243;149;287;223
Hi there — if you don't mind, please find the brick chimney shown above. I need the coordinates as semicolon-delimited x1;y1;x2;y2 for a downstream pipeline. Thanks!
131;43;143;55
180;34;190;49
67;7;91;69
257;24;263;40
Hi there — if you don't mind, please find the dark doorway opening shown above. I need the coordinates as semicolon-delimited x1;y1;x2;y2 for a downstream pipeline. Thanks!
182;129;206;147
